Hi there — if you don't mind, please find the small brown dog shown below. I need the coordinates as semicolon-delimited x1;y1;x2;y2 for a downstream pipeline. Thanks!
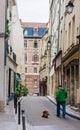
42;110;49;118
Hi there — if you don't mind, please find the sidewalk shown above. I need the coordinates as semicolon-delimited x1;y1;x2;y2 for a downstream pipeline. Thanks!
0;101;17;130
47;96;80;120
0;99;30;130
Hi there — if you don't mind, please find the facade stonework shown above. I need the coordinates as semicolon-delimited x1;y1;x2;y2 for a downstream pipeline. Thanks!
21;22;47;95
0;0;8;111
47;0;80;108
0;0;17;111
25;75;39;95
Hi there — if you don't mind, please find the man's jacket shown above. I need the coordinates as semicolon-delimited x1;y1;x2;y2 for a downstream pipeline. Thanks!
56;88;67;103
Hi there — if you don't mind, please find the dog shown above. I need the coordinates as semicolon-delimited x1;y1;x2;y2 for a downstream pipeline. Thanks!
42;110;49;118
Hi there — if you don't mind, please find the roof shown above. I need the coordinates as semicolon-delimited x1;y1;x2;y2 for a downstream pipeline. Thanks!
21;22;47;28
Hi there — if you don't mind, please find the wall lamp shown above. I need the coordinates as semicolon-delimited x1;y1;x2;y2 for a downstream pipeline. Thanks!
47;35;55;48
76;35;80;44
47;40;51;47
66;1;74;14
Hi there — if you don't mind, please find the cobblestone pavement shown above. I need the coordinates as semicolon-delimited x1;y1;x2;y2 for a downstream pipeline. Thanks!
21;96;80;130
0;96;80;130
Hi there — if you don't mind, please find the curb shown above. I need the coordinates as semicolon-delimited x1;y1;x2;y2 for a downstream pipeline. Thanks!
47;96;80;120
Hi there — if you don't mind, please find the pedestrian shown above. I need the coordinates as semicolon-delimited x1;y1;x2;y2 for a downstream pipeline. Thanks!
55;85;67;118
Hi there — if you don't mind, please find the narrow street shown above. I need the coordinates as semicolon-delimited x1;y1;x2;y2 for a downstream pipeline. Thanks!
21;96;80;130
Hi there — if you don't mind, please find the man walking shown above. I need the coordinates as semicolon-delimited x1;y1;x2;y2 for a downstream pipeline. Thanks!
55;85;67;118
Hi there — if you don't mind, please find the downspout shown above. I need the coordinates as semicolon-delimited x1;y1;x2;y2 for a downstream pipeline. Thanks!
5;0;8;65
57;0;61;52
57;0;61;86
4;0;8;108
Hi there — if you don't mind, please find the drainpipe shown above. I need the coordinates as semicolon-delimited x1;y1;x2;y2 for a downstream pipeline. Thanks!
57;0;61;52
4;0;8;108
57;0;61;86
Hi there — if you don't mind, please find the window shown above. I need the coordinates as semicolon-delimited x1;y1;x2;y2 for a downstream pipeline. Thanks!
34;28;38;36
24;40;27;48
72;15;75;44
34;79;37;86
33;54;39;62
25;67;27;73
24;30;28;35
34;67;37;73
34;40;38;48
24;54;27;64
68;22;71;46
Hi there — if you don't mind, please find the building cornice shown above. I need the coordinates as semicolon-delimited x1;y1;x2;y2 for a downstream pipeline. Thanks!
62;44;79;63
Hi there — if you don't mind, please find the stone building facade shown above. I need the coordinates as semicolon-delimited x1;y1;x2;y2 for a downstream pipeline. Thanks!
0;0;6;111
0;0;17;111
60;0;80;106
48;0;80;107
39;31;48;96
21;22;47;95
48;0;61;96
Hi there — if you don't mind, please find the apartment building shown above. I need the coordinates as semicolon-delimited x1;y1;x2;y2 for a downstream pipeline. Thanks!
48;0;60;96
0;0;7;111
10;5;24;85
60;0;80;107
0;0;17;111
49;0;80;108
21;22;47;95
39;31;48;96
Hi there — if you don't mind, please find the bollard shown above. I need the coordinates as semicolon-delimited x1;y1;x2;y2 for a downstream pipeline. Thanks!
14;93;17;114
18;101;21;124
22;110;26;130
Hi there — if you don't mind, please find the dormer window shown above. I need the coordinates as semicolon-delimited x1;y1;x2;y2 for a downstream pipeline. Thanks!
34;27;38;36
24;30;28;36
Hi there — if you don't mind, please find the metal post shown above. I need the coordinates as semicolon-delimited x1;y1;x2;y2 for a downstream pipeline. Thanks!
22;110;26;130
14;93;17;114
18;101;21;124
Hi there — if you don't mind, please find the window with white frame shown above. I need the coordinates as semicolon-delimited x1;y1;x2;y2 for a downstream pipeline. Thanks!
34;79;37;87
24;40;27;48
34;28;38;36
24;54;27;64
34;40;38;48
33;54;39;62
25;67;27;73
24;30;28;36
34;67;37;73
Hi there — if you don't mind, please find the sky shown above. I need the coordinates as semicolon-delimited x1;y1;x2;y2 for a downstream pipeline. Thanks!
17;0;49;23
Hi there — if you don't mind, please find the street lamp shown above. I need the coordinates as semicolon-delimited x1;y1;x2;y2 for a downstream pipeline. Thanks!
66;1;74;14
47;35;55;49
47;40;51;47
